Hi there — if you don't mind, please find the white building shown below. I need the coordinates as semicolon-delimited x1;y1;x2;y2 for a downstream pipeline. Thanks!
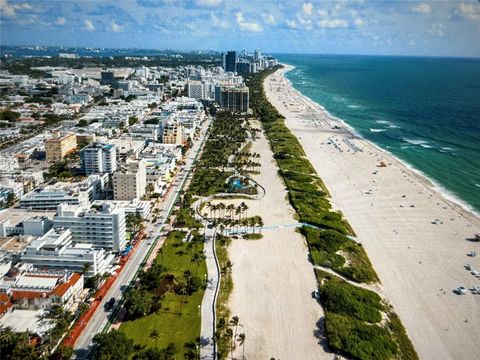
92;199;151;219
53;203;126;251
20;228;113;277
188;81;207;100
20;174;108;210
112;159;147;200
80;143;117;175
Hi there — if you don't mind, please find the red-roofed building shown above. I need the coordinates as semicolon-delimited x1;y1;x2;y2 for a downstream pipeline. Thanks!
8;270;83;311
0;293;13;318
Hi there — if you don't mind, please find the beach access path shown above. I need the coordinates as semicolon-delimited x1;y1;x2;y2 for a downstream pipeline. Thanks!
265;65;480;360
209;120;330;360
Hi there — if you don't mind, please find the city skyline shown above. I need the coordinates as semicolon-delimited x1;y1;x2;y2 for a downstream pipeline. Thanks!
1;0;480;58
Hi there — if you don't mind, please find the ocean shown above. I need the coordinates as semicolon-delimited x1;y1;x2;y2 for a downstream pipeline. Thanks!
278;54;480;214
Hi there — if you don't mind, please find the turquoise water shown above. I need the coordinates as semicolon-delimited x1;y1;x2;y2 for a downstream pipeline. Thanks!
278;54;480;214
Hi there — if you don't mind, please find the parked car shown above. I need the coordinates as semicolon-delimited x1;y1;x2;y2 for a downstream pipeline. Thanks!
104;297;116;311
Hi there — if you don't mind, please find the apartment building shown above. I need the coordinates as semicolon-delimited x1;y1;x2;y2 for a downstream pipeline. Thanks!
44;133;77;162
112;159;147;200
53;203;126;251
80;143;117;175
162;122;184;144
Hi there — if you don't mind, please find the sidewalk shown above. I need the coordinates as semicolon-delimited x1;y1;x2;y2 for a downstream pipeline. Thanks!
199;227;220;360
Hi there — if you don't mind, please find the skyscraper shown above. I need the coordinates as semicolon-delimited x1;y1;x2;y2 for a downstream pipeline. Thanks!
224;51;237;73
100;71;115;85
254;49;261;61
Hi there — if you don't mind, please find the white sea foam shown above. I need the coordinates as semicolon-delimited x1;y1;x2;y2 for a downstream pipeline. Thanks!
370;128;386;133
347;104;361;109
403;138;429;146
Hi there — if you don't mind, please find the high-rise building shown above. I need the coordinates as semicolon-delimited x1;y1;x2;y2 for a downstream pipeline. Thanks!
236;61;253;75
215;85;249;113
100;71;115;86
254;49;261;61
112;159;147;200
53;203;127;251
188;81;206;100
44;133;77;162
224;51;237;73
80;143;117;175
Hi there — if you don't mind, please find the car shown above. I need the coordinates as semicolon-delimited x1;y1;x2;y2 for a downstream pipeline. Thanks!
311;291;320;300
453;286;467;295
104;297;116;311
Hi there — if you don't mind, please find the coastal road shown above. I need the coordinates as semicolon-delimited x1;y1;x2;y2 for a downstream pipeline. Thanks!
73;117;212;359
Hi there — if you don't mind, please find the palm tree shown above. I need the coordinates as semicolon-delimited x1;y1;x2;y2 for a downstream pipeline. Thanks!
229;316;239;360
237;333;246;360
82;262;91;275
258;217;264;234
235;206;242;221
218;202;226;218
248;217;256;234
240;202;248;220
149;329;159;342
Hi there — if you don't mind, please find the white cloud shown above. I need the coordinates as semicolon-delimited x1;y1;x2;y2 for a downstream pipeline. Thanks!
354;18;365;27
302;2;313;15
197;0;222;7
211;12;229;28
286;19;297;29
411;3;431;14
84;19;95;31
0;0;32;17
318;10;328;17
427;23;445;37
458;2;480;21
263;13;276;25
235;12;263;32
110;20;123;32
55;17;66;26
318;19;348;29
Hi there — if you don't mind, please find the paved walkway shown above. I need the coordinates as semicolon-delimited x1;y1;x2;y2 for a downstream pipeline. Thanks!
199;226;220;360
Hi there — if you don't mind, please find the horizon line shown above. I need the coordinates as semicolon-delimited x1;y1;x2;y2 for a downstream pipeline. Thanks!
1;44;479;60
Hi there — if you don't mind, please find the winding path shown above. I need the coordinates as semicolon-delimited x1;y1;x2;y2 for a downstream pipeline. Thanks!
197;170;266;360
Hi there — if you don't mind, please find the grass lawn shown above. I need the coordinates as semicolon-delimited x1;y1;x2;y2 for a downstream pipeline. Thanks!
120;231;207;356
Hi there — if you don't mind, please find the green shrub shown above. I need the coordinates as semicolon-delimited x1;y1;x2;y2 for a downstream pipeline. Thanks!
325;313;397;360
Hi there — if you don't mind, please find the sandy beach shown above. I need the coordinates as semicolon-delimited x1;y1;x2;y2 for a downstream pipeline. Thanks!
213;120;331;359
264;65;480;360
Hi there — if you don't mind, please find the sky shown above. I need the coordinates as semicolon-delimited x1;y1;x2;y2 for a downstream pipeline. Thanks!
1;0;480;57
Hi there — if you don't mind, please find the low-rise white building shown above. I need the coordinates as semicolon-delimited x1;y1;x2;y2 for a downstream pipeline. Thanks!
20;227;114;276
20;174;108;210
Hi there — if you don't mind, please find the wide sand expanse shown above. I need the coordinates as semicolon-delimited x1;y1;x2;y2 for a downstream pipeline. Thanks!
265;65;480;360
213;121;331;359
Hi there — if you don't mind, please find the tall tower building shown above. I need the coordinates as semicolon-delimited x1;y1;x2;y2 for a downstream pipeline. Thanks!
224;51;237;73
254;49;261;61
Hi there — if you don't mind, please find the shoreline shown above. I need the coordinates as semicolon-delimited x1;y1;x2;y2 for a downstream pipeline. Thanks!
265;65;480;359
280;63;480;219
